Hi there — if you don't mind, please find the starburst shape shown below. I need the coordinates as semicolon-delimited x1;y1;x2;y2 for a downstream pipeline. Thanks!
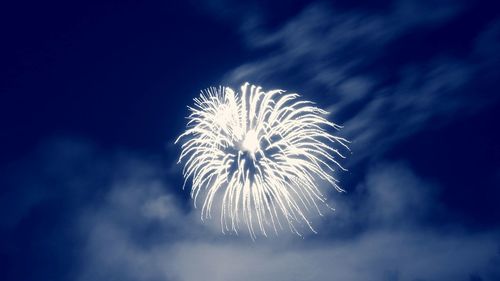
176;83;349;238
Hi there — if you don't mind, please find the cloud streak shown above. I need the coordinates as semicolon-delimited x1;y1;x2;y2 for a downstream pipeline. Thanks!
77;154;500;281
222;1;494;164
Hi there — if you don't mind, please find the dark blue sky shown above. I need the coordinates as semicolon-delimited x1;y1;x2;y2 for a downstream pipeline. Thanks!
1;1;500;281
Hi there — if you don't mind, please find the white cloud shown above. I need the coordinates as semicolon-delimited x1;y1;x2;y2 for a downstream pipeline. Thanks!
218;1;490;164
166;230;498;281
77;159;500;281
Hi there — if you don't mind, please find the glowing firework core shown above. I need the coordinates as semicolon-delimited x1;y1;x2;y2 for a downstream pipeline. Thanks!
241;129;260;156
176;82;349;238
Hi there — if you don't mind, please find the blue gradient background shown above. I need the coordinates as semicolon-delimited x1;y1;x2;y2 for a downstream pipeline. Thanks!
1;1;500;280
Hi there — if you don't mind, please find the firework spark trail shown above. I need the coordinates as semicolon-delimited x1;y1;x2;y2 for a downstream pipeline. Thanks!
176;83;350;238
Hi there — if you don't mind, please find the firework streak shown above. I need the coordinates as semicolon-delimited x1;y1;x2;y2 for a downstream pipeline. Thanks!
176;83;349;238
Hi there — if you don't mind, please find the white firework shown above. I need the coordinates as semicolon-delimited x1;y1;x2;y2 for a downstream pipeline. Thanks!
176;82;349;238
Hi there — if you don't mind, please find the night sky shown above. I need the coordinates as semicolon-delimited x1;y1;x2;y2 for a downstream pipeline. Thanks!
1;1;500;280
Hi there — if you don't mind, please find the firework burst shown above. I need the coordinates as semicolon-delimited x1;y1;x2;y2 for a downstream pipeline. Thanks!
176;83;349;238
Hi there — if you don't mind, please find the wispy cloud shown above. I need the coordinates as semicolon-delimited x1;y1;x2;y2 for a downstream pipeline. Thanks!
221;1;495;164
77;154;500;281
